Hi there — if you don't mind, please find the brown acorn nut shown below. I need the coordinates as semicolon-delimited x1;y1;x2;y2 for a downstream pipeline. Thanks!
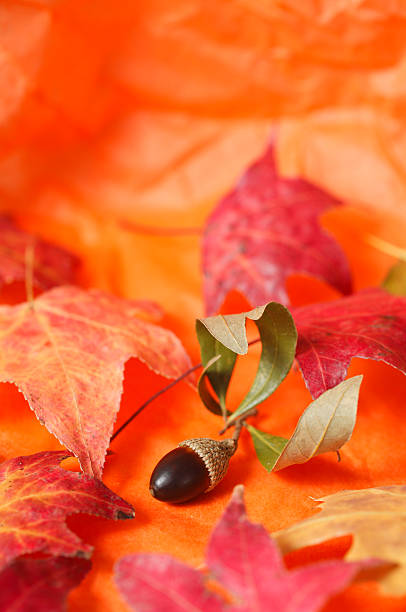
149;438;236;503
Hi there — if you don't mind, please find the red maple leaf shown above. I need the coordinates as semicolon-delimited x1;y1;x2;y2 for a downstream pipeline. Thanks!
0;450;134;569
115;486;376;612
0;556;91;612
294;288;406;398
202;145;351;315
0;285;192;477
0;216;79;290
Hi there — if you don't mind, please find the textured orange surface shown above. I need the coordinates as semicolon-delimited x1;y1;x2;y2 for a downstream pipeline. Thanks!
2;2;406;611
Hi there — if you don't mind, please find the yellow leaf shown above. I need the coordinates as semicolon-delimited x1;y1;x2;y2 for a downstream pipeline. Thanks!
275;486;406;595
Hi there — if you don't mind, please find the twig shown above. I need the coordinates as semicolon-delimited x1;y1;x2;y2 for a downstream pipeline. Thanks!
110;336;261;442
110;363;202;442
220;408;258;437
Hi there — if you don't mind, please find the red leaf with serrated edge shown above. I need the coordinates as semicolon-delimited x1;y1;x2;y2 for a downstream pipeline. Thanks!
0;285;192;477
202;145;351;315
294;288;406;398
0;556;91;612
0;216;79;290
115;487;378;612
0;451;134;569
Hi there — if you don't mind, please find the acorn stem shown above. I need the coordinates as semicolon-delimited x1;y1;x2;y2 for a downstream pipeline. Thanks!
219;408;257;437
231;420;244;443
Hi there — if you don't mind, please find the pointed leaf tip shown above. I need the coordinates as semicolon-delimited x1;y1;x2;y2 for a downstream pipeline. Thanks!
249;376;362;472
0;450;135;569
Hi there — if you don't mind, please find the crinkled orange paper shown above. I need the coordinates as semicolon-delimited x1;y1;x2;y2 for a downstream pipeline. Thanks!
2;2;406;611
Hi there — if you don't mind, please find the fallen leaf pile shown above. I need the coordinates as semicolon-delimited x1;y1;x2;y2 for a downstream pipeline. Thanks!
2;3;406;610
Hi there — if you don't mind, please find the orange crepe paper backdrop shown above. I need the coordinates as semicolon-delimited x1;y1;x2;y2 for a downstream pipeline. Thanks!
2;2;406;611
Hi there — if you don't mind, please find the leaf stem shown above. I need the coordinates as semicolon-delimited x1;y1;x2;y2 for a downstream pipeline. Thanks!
230;408;258;442
110;363;202;443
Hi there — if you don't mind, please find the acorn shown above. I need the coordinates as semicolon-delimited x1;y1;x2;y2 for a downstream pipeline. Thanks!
149;437;237;503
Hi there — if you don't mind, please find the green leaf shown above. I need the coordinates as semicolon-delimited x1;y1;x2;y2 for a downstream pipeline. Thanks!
196;321;237;418
247;426;288;471
248;376;362;472
382;261;406;296
197;303;297;425
197;355;227;417
227;303;297;425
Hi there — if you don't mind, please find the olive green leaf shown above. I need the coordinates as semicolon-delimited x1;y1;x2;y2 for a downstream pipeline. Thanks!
247;426;288;471
197;355;229;417
228;303;297;425
196;303;297;426
196;322;237;419
382;261;406;296
248;376;362;471
368;235;406;296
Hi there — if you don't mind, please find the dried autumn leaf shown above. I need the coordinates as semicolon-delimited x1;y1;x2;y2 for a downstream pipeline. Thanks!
0;285;192;477
115;486;378;612
248;375;362;471
197;303;297;426
0;556;91;612
0;216;79;290
294;288;406;398
202;145;352;315
275;485;406;596
0;450;134;569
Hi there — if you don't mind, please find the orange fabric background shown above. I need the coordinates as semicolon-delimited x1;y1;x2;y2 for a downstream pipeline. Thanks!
1;1;406;610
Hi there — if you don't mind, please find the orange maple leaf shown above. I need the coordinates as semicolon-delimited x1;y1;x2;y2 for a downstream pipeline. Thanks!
0;286;192;477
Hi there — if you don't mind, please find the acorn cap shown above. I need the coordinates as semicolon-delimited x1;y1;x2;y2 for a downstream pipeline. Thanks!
178;438;236;491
